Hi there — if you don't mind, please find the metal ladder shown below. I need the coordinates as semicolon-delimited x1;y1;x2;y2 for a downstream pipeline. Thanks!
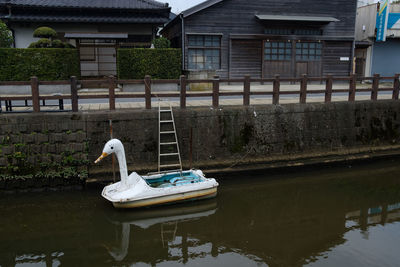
158;101;182;172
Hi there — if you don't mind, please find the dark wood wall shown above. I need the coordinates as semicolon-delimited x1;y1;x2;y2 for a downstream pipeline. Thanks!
164;0;357;78
230;40;263;78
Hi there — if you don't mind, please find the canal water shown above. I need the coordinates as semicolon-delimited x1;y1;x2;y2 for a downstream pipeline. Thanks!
1;160;400;267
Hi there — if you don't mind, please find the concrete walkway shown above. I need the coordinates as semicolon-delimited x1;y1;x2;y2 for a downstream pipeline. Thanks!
1;81;394;112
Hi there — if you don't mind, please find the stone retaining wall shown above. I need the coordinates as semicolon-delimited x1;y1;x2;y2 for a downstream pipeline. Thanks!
1;100;400;186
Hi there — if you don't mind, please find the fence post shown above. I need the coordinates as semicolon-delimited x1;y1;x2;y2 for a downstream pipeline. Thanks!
144;75;152;109
212;75;219;108
325;75;333;103
31;76;40;112
348;73;356;102
393;74;400;100
180;75;186;108
371;74;379;101
300;74;307;104
273;74;280;105
243;75;250;106
108;75;116;110
70;76;78;112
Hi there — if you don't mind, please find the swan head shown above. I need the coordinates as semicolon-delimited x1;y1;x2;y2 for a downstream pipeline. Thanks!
94;139;123;164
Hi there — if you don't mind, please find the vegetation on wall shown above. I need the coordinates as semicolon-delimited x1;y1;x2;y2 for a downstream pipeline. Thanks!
117;48;181;79
0;48;80;81
0;20;13;48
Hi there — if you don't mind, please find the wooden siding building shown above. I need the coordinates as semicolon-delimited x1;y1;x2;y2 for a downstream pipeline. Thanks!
161;0;357;79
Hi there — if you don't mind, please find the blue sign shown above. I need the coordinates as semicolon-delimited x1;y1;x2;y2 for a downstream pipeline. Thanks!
376;0;390;42
388;13;400;29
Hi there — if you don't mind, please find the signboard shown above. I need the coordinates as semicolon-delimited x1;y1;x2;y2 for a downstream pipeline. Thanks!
376;0;390;42
388;13;400;29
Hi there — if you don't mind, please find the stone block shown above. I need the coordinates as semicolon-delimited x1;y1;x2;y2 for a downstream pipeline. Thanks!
2;145;14;155
47;123;56;132
25;134;36;144
0;157;7;166
30;145;42;154
18;124;28;133
54;134;63;143
47;144;56;154
67;143;82;153
0;124;13;134
53;154;62;163
27;156;36;165
76;132;86;142
40;155;51;164
67;133;77;142
36;134;49;144
32;124;43;132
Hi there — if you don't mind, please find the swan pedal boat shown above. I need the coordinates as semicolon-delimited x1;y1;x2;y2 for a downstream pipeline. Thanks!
95;139;219;208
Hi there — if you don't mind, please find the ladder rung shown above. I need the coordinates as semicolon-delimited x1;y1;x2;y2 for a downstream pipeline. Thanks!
160;164;181;168
160;153;179;156
160;131;175;134
160;142;177;145
160;120;173;123
160;110;171;112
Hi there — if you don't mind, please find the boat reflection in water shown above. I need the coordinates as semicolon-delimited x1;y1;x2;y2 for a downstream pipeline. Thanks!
104;200;217;262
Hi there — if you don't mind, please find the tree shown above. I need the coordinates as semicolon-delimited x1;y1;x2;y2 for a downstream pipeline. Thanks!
33;26;57;39
152;37;171;48
0;20;13;48
29;26;75;48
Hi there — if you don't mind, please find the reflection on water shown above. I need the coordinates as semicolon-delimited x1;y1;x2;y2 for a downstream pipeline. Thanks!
1;160;400;266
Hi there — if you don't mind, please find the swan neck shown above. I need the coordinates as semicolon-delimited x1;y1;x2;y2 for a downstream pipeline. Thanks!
115;146;128;185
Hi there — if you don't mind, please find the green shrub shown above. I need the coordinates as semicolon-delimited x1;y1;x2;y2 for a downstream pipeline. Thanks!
152;37;171;48
28;38;52;48
51;39;64;48
117;48;181;79
33;26;57;39
0;48;80;81
0;20;13;48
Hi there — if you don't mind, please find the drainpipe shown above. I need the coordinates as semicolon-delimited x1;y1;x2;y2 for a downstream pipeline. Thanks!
181;14;185;71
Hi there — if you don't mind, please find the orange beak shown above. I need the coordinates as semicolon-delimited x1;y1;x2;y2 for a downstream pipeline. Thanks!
94;152;109;164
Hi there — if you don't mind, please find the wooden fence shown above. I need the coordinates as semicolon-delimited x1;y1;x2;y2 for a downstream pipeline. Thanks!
0;74;399;112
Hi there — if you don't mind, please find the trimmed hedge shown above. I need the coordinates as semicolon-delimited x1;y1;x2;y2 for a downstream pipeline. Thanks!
117;48;181;79
0;48;80;81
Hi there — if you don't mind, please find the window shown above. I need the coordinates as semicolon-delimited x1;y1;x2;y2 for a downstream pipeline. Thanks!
264;41;292;61
295;42;322;61
187;35;221;70
264;28;322;36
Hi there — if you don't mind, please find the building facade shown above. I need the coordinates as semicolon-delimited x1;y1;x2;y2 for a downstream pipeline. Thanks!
355;2;400;77
161;0;358;79
0;0;171;77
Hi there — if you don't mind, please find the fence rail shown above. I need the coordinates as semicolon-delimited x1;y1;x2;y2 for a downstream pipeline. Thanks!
0;73;399;113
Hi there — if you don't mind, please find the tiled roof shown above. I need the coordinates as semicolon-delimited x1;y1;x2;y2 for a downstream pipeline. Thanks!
1;14;170;23
0;0;168;10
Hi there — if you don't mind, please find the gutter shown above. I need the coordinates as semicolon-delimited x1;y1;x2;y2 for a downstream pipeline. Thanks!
5;4;12;18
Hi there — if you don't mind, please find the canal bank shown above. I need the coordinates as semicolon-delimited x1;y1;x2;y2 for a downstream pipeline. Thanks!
1;100;400;188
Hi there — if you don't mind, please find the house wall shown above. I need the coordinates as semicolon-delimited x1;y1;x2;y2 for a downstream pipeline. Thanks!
10;23;155;48
371;39;400;77
174;0;357;78
355;4;377;41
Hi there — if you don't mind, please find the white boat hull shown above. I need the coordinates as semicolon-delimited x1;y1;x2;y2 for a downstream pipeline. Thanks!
112;187;217;208
101;169;219;209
